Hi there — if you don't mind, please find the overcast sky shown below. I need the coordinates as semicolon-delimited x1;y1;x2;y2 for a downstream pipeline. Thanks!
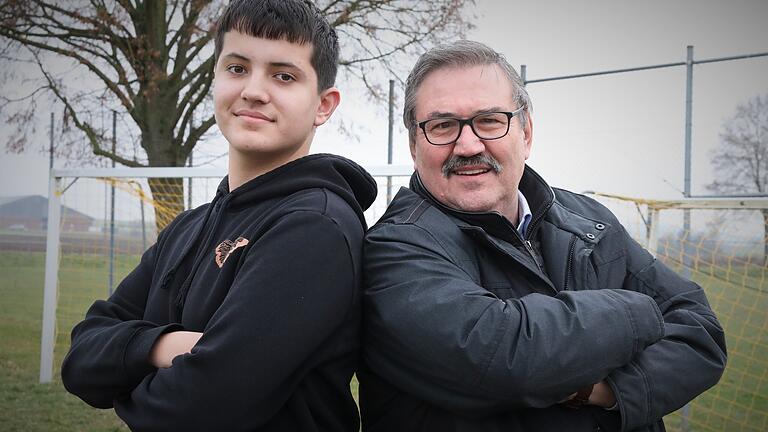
2;0;767;203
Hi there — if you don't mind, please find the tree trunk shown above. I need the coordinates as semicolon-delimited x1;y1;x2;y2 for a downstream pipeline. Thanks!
147;177;185;232
142;125;187;233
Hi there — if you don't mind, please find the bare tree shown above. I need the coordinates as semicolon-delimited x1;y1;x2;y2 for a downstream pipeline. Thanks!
707;93;768;264
0;0;474;228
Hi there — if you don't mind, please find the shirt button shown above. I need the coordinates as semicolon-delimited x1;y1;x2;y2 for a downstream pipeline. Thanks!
586;233;596;240
595;223;605;230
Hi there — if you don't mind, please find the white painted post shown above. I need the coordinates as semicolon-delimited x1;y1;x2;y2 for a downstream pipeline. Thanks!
40;174;61;383
647;207;660;258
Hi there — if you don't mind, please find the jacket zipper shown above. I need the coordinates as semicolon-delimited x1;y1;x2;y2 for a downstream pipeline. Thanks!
563;235;577;291
523;240;544;274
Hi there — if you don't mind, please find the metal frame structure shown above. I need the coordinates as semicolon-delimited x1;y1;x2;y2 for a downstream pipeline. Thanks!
588;192;768;257
40;167;766;383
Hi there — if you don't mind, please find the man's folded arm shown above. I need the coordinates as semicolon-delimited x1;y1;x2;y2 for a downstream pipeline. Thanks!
606;232;727;431
363;223;665;412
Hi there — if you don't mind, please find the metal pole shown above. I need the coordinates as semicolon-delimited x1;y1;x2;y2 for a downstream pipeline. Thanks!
48;112;54;231
680;44;694;432
49;113;54;170
520;64;527;85
40;175;61;383
109;111;116;295
387;79;395;204
187;151;193;210
684;45;693;201
188;109;194;210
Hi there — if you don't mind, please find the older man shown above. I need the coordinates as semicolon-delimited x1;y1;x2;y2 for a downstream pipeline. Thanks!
359;40;726;432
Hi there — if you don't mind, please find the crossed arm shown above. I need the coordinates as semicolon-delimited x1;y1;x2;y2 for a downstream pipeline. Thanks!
149;331;203;369
362;222;725;428
362;223;665;412
63;210;360;430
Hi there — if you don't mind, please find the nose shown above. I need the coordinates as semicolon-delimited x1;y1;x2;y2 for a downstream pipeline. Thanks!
240;75;270;104
452;123;485;157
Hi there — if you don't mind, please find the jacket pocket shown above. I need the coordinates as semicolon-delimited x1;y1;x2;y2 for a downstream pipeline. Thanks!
579;247;597;289
566;236;597;291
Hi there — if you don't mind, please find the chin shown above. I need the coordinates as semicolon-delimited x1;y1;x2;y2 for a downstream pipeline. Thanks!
449;198;491;213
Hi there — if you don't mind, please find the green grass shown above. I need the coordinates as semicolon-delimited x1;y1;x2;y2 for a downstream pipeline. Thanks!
0;251;360;431
0;250;765;431
0;252;129;431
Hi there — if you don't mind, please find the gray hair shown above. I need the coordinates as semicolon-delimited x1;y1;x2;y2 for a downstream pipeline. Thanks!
403;40;532;143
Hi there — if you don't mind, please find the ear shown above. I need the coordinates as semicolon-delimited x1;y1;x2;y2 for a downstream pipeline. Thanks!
522;112;534;160
314;87;341;126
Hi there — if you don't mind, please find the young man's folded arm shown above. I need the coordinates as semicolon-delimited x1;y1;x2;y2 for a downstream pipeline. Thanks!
362;223;665;413
61;240;183;408
113;210;361;431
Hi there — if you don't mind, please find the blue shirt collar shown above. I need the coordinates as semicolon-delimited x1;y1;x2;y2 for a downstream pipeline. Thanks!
517;190;533;237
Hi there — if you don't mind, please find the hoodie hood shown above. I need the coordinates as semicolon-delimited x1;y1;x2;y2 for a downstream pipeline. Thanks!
218;153;377;226
161;153;377;316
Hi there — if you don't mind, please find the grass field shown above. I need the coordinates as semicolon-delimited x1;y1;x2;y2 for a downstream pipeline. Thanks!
0;250;765;431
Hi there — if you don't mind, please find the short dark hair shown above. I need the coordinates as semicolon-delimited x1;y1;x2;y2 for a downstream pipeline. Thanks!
214;0;339;91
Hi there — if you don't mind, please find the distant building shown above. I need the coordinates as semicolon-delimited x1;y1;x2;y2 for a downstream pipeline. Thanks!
0;195;94;232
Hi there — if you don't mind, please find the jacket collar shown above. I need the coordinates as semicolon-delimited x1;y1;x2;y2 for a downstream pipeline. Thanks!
410;165;556;245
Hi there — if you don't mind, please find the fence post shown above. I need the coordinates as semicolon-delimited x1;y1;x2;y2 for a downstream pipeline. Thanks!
647;207;660;257
386;79;395;204
40;174;62;383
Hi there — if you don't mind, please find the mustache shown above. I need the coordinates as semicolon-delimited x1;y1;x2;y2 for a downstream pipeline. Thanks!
442;154;502;178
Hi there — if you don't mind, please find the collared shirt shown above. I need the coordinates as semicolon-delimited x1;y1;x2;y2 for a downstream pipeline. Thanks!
517;190;533;237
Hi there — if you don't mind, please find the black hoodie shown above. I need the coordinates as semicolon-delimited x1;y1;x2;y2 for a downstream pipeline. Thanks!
62;154;377;431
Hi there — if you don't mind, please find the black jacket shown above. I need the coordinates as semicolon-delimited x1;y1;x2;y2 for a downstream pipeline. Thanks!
62;154;377;431
360;167;726;432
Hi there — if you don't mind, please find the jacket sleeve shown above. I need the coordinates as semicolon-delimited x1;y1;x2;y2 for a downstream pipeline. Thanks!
61;235;183;408
606;229;727;432
362;222;666;412
112;210;360;431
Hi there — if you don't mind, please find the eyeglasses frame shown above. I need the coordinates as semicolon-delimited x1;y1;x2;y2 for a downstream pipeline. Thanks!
416;106;526;146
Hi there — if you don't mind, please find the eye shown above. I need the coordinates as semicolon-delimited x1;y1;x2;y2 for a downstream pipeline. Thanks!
274;72;296;82
226;64;246;75
477;116;503;125
429;120;454;131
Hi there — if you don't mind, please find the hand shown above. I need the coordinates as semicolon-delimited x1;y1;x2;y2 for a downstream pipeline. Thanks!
149;331;203;368
588;381;616;408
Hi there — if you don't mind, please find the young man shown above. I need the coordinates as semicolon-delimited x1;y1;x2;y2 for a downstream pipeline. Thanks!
62;1;376;430
360;40;726;431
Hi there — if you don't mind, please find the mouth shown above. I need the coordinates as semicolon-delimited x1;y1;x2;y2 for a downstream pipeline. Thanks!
442;154;502;178
450;166;492;177
234;110;274;122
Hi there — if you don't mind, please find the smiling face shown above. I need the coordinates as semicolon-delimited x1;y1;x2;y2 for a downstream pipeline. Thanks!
213;31;340;184
411;64;533;222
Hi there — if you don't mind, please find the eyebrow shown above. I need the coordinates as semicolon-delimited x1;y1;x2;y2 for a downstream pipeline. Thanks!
220;53;306;77
424;107;507;119
220;52;250;63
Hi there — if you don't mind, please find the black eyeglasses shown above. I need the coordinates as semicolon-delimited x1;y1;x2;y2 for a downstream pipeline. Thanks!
417;106;525;146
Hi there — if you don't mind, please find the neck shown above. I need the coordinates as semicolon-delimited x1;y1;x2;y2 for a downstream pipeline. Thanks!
227;145;310;191
500;191;520;226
